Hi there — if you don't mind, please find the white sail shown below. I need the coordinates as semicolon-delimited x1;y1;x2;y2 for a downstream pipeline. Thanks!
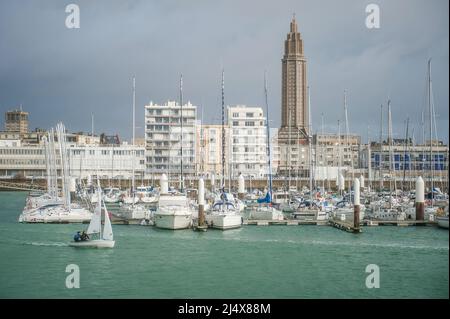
102;201;113;241
87;191;102;235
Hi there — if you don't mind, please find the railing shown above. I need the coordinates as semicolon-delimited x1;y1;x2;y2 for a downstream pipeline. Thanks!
0;180;46;191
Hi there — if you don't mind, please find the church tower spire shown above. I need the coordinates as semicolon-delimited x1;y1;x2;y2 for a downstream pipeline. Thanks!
279;15;308;139
278;15;309;178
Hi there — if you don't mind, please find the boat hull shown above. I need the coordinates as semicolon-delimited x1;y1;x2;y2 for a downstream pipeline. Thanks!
248;208;284;220
437;217;449;229
205;214;243;230
69;240;115;248
153;213;192;230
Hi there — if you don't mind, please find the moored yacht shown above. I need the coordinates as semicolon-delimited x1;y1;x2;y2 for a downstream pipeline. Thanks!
154;192;194;229
205;195;243;230
153;174;194;230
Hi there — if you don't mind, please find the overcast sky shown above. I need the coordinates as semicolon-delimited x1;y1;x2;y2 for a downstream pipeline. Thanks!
0;0;448;143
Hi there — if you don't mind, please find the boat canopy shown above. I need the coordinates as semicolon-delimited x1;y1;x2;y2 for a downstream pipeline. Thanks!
212;201;236;210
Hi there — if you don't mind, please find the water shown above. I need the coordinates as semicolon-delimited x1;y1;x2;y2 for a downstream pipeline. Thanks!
0;191;448;298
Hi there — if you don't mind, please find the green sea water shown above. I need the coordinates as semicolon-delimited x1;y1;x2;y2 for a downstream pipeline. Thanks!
0;191;448;299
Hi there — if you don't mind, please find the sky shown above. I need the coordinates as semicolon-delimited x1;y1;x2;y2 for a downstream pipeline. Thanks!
0;0;448;143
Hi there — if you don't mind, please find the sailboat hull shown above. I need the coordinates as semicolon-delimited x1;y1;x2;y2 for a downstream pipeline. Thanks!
69;240;115;248
205;214;242;230
437;216;449;229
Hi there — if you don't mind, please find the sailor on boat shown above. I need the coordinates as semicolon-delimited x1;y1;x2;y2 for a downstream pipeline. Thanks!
73;231;81;242
73;231;90;242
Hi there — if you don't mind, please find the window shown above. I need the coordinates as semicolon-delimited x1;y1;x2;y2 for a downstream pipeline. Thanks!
232;113;239;118
246;113;254;118
233;121;239;126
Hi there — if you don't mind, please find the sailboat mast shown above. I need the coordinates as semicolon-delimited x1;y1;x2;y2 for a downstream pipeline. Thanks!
379;104;383;190
308;86;313;202
410;128;415;191
367;125;371;191
132;76;136;202
337;119;341;195
221;70;225;192
387;99;393;197
264;72;273;198
321;113;324;192
343;90;354;202
428;59;434;206
180;74;184;192
403;118;409;189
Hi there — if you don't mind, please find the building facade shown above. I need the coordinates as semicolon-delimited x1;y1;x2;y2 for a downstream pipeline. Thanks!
197;124;230;181
4;109;29;134
144;101;197;180
312;133;361;181
0;137;144;179
228;105;268;178
361;140;449;187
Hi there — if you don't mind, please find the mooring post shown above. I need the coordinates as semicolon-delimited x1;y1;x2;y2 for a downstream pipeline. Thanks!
353;178;360;232
198;177;205;227
160;173;168;194
415;176;425;221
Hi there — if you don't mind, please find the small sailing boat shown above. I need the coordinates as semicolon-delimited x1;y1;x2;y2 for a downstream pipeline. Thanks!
248;72;283;221
205;70;242;230
69;186;115;248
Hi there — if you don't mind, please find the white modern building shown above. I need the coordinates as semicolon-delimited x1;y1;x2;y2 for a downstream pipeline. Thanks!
144;101;197;181
0;139;145;179
196;124;230;180
228;105;268;178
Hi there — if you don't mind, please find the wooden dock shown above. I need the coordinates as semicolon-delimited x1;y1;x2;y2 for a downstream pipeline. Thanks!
362;220;437;227
243;220;328;226
111;218;437;228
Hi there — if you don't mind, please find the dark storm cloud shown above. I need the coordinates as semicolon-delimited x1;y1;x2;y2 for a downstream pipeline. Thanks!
0;0;448;143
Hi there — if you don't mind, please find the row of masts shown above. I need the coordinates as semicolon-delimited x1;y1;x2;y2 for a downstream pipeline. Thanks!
117;59;443;195
284;59;442;197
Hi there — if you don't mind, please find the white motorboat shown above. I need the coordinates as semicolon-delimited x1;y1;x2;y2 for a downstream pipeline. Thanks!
69;188;115;248
153;193;194;230
115;203;149;221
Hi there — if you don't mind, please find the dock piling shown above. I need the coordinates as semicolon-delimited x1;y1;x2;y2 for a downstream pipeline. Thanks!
415;176;425;221
353;178;361;233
